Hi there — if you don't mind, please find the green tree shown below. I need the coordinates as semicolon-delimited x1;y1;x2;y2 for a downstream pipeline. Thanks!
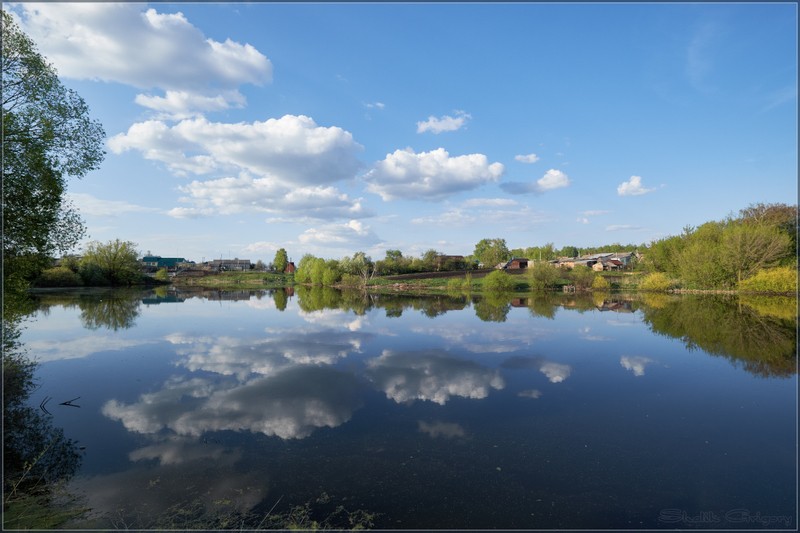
558;245;579;258
2;11;105;287
591;275;611;291
154;268;169;282
294;254;316;284
80;239;141;286
341;252;374;284
482;270;515;292
473;238;509;267
273;248;289;273
719;222;792;284
569;265;595;290
528;262;559;291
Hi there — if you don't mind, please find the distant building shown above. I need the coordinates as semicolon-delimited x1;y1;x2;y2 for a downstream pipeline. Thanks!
141;256;188;271
504;258;529;270
284;262;296;274
207;258;251;271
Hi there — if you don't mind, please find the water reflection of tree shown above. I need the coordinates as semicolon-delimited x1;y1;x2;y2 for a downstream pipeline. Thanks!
639;295;797;377
295;287;469;318
3;295;84;527
527;294;559;319
473;293;511;322
272;288;289;311
77;291;141;331
31;289;142;331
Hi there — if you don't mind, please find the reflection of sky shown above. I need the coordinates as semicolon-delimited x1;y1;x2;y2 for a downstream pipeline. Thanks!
167;328;369;380
25;336;155;362
501;356;572;384
411;321;551;354
103;365;363;440
620;356;656;377
18;291;798;529
367;349;505;405
300;308;369;331
418;420;466;439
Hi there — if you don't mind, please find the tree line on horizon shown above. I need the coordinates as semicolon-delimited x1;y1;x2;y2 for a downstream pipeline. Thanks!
289;202;796;292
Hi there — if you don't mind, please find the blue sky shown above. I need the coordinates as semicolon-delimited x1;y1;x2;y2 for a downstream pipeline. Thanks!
9;2;797;263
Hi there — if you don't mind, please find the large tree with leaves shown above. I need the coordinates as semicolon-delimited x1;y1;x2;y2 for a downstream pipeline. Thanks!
2;10;105;285
273;248;289;273
473;238;510;268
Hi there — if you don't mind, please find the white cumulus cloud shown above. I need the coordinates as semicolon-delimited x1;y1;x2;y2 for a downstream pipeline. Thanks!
514;153;540;164
500;169;571;195
168;174;368;220
416;111;471;134
364;148;504;201
617;175;655;196
11;4;271;116
109;115;364;186
298;220;382;249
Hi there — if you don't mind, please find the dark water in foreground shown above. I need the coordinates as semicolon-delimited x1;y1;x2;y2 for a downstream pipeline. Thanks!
16;288;797;529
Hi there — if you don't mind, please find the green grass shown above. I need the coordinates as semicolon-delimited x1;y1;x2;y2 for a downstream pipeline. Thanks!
174;271;294;289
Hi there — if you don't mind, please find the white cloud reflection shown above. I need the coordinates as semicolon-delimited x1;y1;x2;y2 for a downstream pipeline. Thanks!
620;355;655;377
367;350;504;405
103;365;363;440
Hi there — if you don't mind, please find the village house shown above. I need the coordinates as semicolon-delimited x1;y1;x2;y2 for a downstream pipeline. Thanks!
206;258;252;272
140;256;192;272
551;251;637;270
503;258;529;270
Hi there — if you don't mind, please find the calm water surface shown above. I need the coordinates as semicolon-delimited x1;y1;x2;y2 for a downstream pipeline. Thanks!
18;288;797;529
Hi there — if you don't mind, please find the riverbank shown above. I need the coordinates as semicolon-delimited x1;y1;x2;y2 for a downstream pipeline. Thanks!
169;269;796;296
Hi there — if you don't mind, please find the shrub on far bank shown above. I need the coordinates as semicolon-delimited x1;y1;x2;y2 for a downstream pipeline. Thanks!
35;267;83;287
738;266;797;294
639;272;672;292
591;275;611;291
154;268;169;281
570;266;595;290
447;273;473;293
482;270;515;292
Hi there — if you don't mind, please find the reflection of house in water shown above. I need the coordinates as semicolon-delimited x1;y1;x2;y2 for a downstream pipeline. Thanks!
595;299;635;313
511;297;528;308
142;295;186;305
198;290;261;302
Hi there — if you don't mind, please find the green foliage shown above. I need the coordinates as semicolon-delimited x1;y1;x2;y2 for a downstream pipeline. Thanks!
558;245;579;258
481;270;515;292
640;295;796;377
272;288;289;311
296;255;344;286
569;266;595;290
639;272;672;292
446;272;473;293
473;238;510;267
273;248;289;272
719;222;792;284
528;262;559;291
644;204;796;289
2;10;104;287
474;293;511;322
738;266;797;294
80;239;141;286
154;268;169;281
35;266;82;287
591;275;611;291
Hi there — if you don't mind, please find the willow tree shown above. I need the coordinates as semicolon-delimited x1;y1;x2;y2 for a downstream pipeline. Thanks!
2;10;105;286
